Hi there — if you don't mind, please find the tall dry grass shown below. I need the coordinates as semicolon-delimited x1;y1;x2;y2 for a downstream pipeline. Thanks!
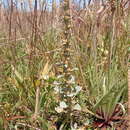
0;0;129;129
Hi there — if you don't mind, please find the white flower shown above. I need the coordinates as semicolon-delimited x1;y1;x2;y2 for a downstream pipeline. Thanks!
83;120;90;126
43;75;49;80
64;64;68;68
67;93;75;97
53;81;61;85
68;75;75;84
55;101;68;113
54;86;63;94
57;75;64;79
60;101;68;108
67;86;82;97
73;104;81;111
71;123;78;130
54;86;60;93
53;81;63;93
75;85;82;94
55;106;63;113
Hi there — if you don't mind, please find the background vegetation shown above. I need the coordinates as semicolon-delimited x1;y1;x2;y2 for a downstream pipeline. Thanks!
0;0;129;129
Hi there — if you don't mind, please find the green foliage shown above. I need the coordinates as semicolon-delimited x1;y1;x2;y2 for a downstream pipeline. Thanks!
0;0;129;129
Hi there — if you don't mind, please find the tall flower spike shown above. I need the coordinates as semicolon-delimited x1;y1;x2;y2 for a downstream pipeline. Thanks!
60;0;73;117
61;0;72;98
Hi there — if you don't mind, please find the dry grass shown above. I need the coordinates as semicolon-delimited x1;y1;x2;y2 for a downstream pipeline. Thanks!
0;0;129;129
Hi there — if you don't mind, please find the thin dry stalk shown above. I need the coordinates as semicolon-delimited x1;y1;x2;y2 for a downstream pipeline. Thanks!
32;0;40;120
128;55;130;129
127;2;130;128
